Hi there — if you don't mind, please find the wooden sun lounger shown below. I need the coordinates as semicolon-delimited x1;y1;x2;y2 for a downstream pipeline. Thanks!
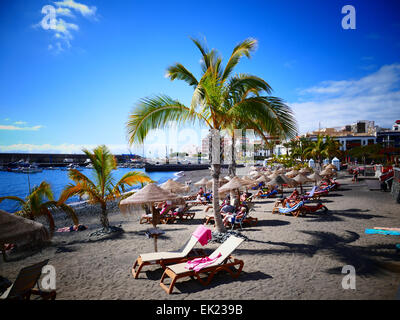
159;236;244;294
1;259;56;300
139;213;177;225
272;201;304;217
132;235;206;279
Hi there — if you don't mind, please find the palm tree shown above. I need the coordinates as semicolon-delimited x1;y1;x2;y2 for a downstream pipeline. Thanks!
0;181;78;235
324;135;342;158
59;145;152;231
126;37;297;232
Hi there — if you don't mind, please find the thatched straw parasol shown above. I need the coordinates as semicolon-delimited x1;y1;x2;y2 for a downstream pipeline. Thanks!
268;172;279;180
320;168;334;177
207;177;228;188
293;173;312;193
218;176;246;193
119;184;182;251
279;174;298;188
159;179;189;194
194;177;209;191
256;175;270;183
241;176;257;187
307;172;323;185
299;167;311;174
267;175;286;188
0;210;50;261
325;164;336;170
286;169;299;178
249;170;260;177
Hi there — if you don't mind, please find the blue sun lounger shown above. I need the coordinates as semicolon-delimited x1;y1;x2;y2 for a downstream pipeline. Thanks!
272;201;304;217
259;189;278;198
365;228;400;250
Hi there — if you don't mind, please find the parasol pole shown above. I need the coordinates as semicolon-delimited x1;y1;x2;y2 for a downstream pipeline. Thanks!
150;202;159;252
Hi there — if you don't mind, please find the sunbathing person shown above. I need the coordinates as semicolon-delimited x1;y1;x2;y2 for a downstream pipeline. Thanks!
222;207;247;227
256;187;278;198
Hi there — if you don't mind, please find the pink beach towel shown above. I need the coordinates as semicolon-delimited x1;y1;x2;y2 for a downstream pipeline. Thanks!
185;253;222;272
192;225;212;246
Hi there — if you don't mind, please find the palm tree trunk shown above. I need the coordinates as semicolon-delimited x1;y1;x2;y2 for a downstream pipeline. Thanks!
209;129;226;233
100;203;110;230
211;163;226;232
228;133;236;178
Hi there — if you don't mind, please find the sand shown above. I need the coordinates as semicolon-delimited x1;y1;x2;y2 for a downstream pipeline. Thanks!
1;167;400;300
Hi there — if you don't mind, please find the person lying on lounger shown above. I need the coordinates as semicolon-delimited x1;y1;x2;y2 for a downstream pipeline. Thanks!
255;187;278;198
222;207;247;227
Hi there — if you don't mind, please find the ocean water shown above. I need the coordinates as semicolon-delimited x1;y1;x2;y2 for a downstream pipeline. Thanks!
0;168;178;213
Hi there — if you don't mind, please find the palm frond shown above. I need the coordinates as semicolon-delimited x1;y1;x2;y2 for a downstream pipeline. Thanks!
0;196;26;206
126;95;199;145
221;38;257;82
111;171;153;197
166;63;198;87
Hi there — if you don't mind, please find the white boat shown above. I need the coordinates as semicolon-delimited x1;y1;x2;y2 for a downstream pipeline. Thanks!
21;164;43;173
65;164;83;171
22;167;43;173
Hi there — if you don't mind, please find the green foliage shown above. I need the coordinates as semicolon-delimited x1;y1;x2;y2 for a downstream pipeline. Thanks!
267;154;298;168
60;145;152;229
0;181;78;235
126;37;298;233
286;135;342;163
347;143;384;162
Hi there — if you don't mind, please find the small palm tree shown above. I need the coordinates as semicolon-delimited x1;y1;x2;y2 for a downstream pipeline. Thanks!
0;181;78;235
59;145;152;231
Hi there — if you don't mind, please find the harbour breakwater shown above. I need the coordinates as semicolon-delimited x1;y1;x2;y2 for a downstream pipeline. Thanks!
145;163;244;172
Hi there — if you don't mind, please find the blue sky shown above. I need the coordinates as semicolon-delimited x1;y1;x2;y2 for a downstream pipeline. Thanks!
1;0;400;157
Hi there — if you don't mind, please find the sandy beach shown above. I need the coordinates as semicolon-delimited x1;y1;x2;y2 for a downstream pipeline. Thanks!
1;167;400;300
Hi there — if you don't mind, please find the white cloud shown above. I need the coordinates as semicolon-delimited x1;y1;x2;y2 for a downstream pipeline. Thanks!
36;1;97;53
55;7;75;18
53;0;97;19
0;125;43;131
290;63;400;134
13;121;27;125
0;143;130;154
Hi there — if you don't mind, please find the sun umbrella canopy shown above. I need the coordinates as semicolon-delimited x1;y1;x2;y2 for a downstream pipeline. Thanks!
307;172;322;182
0;210;50;245
207;177;228;187
286;169;299;178
218;176;246;193
256;175;270;183
299;167;311;174
194;177;209;186
279;174;298;187
159;179;189;193
276;168;286;174
320;168;334;176
293;173;312;184
325;164;336;170
241;176;257;186
119;183;182;215
268;172;279;180
267;175;286;187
